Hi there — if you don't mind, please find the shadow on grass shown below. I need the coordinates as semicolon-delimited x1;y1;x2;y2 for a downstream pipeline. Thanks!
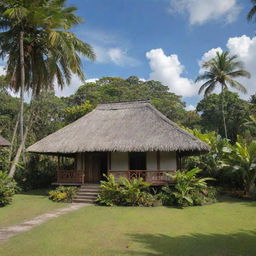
217;195;256;207
120;231;256;256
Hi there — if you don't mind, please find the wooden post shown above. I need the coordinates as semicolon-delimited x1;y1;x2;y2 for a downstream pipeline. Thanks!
176;152;182;170
107;152;111;174
57;156;60;183
157;151;160;170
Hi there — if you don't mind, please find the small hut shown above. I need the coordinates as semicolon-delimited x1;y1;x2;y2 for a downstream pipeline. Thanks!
27;100;210;185
0;134;11;147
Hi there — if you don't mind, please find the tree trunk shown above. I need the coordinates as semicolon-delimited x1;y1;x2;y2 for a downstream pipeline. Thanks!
8;125;29;177
19;31;25;162
8;112;20;165
8;97;38;177
221;87;228;139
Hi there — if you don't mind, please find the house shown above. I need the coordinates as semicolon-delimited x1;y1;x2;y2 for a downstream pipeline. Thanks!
27;100;210;185
0;134;11;147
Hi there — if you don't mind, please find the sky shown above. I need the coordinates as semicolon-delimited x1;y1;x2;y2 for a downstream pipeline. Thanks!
4;0;256;109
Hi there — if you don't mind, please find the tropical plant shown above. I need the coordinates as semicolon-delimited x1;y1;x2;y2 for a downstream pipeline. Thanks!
15;155;57;191
0;0;95;176
184;129;230;178
244;115;256;134
97;174;156;207
196;51;250;138
97;174;122;206
0;170;18;206
49;186;78;202
162;168;215;207
222;139;256;196
118;176;153;206
247;0;256;22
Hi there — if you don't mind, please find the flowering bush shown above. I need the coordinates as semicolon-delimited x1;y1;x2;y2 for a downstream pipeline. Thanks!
49;186;78;202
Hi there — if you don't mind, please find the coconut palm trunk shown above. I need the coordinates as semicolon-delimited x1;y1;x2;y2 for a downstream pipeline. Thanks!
9;124;28;177
195;51;250;139
221;85;228;138
19;31;25;161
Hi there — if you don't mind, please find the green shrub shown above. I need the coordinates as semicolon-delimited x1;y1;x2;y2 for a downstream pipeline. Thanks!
161;168;216;207
15;155;57;191
49;186;78;202
0;171;19;207
97;174;157;207
222;139;256;196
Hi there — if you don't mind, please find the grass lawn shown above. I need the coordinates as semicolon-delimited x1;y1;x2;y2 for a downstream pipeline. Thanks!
0;197;256;256
0;189;66;228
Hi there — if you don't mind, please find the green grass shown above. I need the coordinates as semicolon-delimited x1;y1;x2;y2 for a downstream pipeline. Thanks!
0;197;256;255
0;189;66;228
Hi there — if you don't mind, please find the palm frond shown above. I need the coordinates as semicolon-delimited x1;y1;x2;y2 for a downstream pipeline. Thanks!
227;70;251;79
226;77;247;94
247;4;256;22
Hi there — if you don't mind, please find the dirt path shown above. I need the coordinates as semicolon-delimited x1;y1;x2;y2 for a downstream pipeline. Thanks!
0;203;89;242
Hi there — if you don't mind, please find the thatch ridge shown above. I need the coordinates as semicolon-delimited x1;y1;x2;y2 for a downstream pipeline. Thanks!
0;134;11;147
27;100;210;154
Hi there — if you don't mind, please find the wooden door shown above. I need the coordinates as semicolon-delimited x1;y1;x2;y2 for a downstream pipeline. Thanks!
84;153;101;183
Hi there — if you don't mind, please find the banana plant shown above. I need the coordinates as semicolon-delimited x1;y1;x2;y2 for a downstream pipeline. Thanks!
222;140;256;195
168;168;215;206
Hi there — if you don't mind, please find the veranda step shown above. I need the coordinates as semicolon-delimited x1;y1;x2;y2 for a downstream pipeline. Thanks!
73;183;101;203
80;187;100;191
80;188;100;191
74;195;98;199
76;192;98;196
81;184;100;187
73;198;96;203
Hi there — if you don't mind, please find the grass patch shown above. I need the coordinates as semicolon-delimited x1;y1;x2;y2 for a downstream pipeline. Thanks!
0;189;66;228
0;197;256;255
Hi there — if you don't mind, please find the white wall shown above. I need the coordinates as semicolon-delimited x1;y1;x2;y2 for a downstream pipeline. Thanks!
160;152;176;170
146;152;157;170
76;153;83;170
111;152;128;170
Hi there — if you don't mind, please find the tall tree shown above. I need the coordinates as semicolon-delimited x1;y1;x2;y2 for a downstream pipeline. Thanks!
247;0;256;22
195;51;250;138
197;91;250;142
0;0;95;176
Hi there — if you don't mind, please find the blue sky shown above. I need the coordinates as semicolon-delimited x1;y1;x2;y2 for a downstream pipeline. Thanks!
61;0;256;109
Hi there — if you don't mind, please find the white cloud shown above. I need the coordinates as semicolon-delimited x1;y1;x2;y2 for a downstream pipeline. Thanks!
197;35;256;98
169;0;241;25
55;76;99;97
185;104;196;111
146;48;197;97
227;35;256;98
198;47;223;73
85;78;98;83
78;28;139;67
94;46;139;67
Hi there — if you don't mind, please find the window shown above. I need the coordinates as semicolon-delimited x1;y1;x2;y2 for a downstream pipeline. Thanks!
129;152;146;170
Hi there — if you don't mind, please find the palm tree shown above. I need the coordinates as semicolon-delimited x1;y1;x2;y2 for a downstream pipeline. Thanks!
0;0;95;176
195;51;250;138
247;0;256;22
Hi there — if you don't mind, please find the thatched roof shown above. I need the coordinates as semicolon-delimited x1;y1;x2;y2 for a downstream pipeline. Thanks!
0;134;11;147
27;100;210;154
